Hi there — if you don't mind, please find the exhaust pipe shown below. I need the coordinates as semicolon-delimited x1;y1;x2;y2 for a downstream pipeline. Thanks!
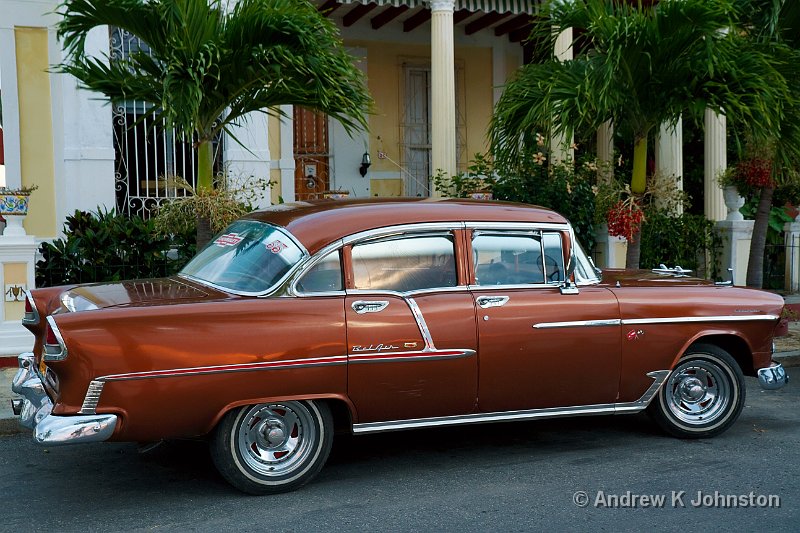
11;399;23;416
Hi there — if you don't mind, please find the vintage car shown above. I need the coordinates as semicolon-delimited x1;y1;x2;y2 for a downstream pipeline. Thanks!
11;198;788;494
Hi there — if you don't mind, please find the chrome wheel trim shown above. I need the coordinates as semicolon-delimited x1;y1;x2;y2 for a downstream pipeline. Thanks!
236;402;316;477
665;358;731;426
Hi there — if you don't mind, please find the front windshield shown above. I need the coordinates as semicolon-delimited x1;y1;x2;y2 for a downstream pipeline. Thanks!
181;220;306;294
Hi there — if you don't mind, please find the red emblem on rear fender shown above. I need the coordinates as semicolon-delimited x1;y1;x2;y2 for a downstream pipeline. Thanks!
627;329;644;341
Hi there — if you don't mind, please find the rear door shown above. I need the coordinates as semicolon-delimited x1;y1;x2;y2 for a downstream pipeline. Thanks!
344;229;478;423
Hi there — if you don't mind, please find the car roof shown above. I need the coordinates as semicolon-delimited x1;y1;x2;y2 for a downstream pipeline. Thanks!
244;198;568;253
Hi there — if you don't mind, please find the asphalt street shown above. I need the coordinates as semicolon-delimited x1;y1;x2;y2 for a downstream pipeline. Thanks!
0;376;797;532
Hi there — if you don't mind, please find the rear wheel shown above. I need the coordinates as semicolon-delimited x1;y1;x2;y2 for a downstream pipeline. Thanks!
648;344;745;439
210;400;333;494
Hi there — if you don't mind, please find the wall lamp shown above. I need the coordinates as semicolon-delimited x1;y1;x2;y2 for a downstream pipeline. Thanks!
359;152;371;177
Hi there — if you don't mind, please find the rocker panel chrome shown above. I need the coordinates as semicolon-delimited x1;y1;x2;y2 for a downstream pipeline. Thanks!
353;370;670;434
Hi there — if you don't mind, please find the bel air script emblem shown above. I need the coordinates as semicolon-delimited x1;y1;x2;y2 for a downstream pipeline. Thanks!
352;344;399;353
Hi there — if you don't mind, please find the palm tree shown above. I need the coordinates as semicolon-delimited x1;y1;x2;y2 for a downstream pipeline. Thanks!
491;0;791;268
736;0;800;288
56;0;371;247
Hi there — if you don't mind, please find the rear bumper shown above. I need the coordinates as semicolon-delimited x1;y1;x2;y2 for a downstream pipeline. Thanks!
11;353;117;445
757;362;788;390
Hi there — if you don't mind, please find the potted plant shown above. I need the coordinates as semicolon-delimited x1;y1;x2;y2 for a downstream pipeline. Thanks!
0;185;37;215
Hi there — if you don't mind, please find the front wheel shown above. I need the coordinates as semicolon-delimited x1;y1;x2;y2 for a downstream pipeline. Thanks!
648;344;745;439
210;400;333;494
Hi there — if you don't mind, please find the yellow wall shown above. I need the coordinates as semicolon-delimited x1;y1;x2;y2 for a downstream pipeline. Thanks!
348;40;494;176
15;27;57;238
3;263;27;321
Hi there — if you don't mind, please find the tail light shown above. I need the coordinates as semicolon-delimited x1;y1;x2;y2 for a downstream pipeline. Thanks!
22;291;39;325
43;316;68;361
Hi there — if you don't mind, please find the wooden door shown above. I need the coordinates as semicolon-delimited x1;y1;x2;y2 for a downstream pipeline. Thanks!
293;107;330;200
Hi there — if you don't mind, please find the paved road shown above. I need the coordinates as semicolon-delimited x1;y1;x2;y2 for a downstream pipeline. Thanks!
1;377;797;532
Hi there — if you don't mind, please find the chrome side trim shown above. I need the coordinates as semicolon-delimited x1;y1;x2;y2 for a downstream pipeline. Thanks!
533;319;621;329
96;355;348;382
622;315;779;325
349;349;475;364
405;297;436;350
352;370;670;434
79;380;106;415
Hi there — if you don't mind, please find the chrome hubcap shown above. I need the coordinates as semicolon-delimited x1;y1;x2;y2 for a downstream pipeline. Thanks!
237;402;315;477
666;359;730;425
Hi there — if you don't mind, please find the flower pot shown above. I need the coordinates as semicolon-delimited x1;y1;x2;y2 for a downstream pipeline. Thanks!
0;193;30;216
722;186;744;221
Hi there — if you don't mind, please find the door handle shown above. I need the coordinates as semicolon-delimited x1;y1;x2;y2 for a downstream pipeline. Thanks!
476;296;509;309
351;300;389;314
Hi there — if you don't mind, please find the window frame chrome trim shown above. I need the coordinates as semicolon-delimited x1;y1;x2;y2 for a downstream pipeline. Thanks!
465;221;571;231
352;370;670;434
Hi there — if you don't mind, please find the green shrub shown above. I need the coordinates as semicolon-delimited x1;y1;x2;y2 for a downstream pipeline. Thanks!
638;210;721;279
36;209;195;287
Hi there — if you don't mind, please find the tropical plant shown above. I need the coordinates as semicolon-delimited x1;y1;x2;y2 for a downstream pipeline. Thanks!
55;0;371;247
490;0;792;268
731;0;800;288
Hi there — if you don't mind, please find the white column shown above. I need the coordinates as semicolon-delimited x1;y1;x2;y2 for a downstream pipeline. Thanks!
785;215;800;293
551;27;573;163
655;117;684;214
279;105;295;202
596;120;613;182
704;110;727;221
430;0;457;194
224;112;271;209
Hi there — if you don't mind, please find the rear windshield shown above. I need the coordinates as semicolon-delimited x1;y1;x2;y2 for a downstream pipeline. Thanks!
181;220;306;294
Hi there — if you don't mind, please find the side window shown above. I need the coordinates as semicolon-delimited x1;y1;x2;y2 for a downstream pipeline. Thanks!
351;234;457;292
473;234;545;286
472;231;565;285
296;251;343;293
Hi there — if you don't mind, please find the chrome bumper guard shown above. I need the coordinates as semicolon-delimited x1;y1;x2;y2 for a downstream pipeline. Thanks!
11;353;117;445
757;362;788;391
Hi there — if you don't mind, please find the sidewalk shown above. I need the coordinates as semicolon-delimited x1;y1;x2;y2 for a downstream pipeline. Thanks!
1;321;797;435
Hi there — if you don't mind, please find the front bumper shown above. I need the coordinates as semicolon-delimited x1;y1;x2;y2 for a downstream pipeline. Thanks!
11;353;117;445
757;362;788;390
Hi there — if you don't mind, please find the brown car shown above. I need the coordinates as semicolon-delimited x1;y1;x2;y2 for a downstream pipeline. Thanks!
11;198;788;494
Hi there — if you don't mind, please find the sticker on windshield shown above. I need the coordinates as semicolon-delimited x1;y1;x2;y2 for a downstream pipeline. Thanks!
214;233;244;247
266;240;288;254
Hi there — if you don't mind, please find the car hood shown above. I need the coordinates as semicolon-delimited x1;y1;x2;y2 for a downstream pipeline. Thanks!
598;269;715;288
58;276;231;312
